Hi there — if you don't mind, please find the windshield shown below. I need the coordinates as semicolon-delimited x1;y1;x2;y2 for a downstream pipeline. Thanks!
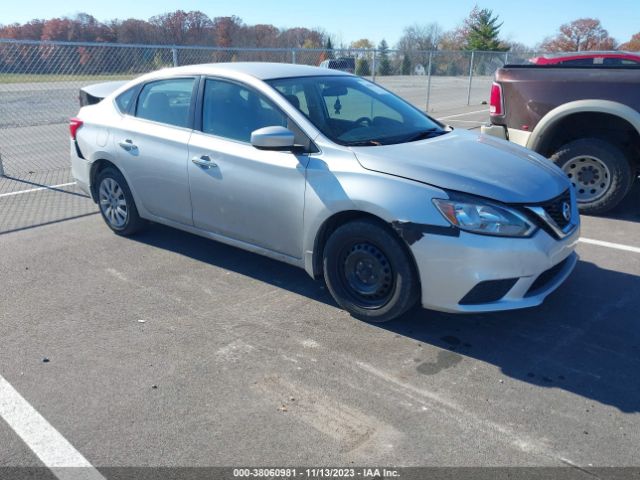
267;75;447;146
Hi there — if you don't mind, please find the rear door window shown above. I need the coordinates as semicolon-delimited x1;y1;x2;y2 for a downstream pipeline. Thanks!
135;78;196;128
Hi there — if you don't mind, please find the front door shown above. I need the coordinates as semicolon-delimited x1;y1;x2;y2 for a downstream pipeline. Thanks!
188;78;309;258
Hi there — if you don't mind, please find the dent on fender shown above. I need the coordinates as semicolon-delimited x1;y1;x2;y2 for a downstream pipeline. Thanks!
391;221;459;245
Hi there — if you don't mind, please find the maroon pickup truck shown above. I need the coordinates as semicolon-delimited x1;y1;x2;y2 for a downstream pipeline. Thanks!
482;65;640;214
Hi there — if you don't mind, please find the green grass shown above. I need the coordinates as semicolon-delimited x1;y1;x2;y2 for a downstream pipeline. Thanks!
0;73;137;84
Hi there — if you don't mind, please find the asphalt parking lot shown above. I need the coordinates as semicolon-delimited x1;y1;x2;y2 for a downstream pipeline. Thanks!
1;107;639;478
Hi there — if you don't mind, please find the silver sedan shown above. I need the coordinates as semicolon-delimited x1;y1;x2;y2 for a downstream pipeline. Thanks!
70;63;579;322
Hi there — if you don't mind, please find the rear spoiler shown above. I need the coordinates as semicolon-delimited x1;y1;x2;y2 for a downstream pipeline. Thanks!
79;80;128;106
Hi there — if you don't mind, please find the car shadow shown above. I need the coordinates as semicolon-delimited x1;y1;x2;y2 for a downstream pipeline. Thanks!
131;224;640;413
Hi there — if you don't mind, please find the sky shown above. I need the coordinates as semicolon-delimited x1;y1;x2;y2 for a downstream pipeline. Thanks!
2;0;639;47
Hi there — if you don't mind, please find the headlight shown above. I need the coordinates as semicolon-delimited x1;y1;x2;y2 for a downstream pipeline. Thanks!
433;195;537;237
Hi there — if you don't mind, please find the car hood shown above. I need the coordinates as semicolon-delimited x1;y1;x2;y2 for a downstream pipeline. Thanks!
350;129;568;203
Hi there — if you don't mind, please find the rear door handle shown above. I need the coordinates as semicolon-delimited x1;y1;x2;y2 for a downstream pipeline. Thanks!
118;139;137;152
191;155;217;169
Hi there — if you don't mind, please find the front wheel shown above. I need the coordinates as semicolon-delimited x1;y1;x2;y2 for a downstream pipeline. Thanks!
323;219;419;323
550;138;633;215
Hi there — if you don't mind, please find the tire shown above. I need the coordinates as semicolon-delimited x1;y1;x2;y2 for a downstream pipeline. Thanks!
323;218;419;323
550;138;633;215
96;167;146;236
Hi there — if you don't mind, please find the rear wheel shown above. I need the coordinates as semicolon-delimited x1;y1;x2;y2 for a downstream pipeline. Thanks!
96;167;146;236
550;138;633;215
323;219;419;323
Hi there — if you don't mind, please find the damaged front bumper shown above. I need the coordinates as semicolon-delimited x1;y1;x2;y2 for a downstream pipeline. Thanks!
407;223;580;313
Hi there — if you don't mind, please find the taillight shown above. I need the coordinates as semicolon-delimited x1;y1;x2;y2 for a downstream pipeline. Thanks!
69;117;83;140
489;82;504;116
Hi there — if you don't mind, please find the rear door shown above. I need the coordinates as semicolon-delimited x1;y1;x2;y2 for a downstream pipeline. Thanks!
114;77;197;225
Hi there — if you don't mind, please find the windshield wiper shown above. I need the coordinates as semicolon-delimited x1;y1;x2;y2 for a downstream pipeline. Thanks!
344;139;383;147
402;128;448;143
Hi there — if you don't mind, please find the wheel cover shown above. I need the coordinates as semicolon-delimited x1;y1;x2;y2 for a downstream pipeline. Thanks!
339;242;394;308
99;177;128;228
562;155;612;203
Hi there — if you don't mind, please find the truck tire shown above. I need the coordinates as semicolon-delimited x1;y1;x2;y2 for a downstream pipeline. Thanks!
550;138;633;215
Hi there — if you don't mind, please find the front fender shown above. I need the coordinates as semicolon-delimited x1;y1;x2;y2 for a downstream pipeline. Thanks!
301;155;449;277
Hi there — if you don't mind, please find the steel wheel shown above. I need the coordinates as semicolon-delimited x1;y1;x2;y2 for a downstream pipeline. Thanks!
99;177;128;228
338;241;394;309
562;155;612;203
323;219;419;322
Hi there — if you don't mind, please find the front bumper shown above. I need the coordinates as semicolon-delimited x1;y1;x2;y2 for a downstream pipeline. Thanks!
410;225;580;313
480;123;507;140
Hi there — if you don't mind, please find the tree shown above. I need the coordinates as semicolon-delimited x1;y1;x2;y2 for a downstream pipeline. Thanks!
40;18;73;41
111;18;154;44
355;57;370;76
248;24;279;48
279;28;323;49
620;32;640;51
350;38;374;50
397;23;441;52
401;54;411;75
396;23;441;70
213;16;243;48
540;18;616;52
185;11;213;45
0;20;45;40
149;10;190;44
465;7;507;51
65;13;112;42
325;37;334;59
438;30;465;51
377;39;392;75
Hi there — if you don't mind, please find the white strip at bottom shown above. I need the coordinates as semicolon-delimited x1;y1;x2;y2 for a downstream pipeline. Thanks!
436;109;488;120
579;237;640;254
0;182;77;198
0;376;105;480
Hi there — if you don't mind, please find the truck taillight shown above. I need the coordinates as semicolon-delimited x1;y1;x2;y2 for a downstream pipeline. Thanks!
69;117;83;140
489;82;504;116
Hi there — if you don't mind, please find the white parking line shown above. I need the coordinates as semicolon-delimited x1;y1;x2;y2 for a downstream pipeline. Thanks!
0;182;77;198
579;237;640;254
0;375;105;480
436;109;488;120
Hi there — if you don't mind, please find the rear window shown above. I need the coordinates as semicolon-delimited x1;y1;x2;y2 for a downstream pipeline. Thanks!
559;58;595;66
135;78;195;128
115;88;136;113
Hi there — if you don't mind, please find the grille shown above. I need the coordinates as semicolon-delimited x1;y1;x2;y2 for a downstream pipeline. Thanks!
540;190;572;229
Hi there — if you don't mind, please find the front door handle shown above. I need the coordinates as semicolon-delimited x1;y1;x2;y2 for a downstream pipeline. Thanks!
118;139;137;152
191;155;217;169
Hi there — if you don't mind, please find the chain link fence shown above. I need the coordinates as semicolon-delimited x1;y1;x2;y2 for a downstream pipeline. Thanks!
0;39;539;179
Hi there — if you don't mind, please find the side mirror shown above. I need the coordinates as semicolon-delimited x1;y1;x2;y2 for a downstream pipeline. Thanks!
251;126;296;151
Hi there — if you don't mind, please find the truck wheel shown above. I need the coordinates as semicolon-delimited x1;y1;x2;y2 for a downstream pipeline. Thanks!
323;218;419;323
550;138;633;215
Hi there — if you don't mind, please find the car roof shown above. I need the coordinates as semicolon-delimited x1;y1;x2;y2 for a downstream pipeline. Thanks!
148;62;350;81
